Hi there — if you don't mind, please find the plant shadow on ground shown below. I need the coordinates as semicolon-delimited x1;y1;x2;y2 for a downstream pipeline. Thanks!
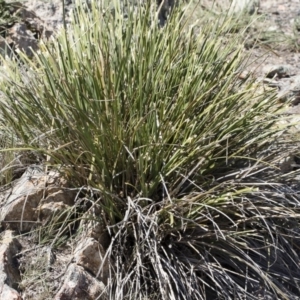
1;0;300;299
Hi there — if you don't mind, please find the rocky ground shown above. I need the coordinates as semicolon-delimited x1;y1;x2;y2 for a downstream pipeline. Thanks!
249;0;300;108
1;0;300;299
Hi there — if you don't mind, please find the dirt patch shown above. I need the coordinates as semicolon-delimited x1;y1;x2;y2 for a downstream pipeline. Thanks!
245;1;300;71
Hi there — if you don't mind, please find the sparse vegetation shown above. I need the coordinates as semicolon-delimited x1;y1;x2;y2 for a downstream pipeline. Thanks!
1;0;300;299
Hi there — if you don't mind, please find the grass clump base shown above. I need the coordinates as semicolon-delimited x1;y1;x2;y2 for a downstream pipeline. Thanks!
1;0;300;299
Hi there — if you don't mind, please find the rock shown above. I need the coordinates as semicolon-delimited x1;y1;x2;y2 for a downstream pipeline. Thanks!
269;75;300;106
229;0;260;14
54;263;107;300
0;1;48;57
23;0;74;31
0;285;22;300
78;204;111;249
279;155;295;173
200;0;260;15
262;64;295;79
0;166;76;232
0;166;46;231
74;238;110;283
88;224;111;250
38;201;70;224
288;75;300;105
0;230;22;300
7;22;40;57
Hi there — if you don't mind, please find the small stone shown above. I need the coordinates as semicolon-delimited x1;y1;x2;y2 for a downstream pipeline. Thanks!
238;71;250;80
279;156;295;173
263;65;295;79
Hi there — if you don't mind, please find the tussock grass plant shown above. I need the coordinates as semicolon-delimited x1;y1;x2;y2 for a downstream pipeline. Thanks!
1;0;300;299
